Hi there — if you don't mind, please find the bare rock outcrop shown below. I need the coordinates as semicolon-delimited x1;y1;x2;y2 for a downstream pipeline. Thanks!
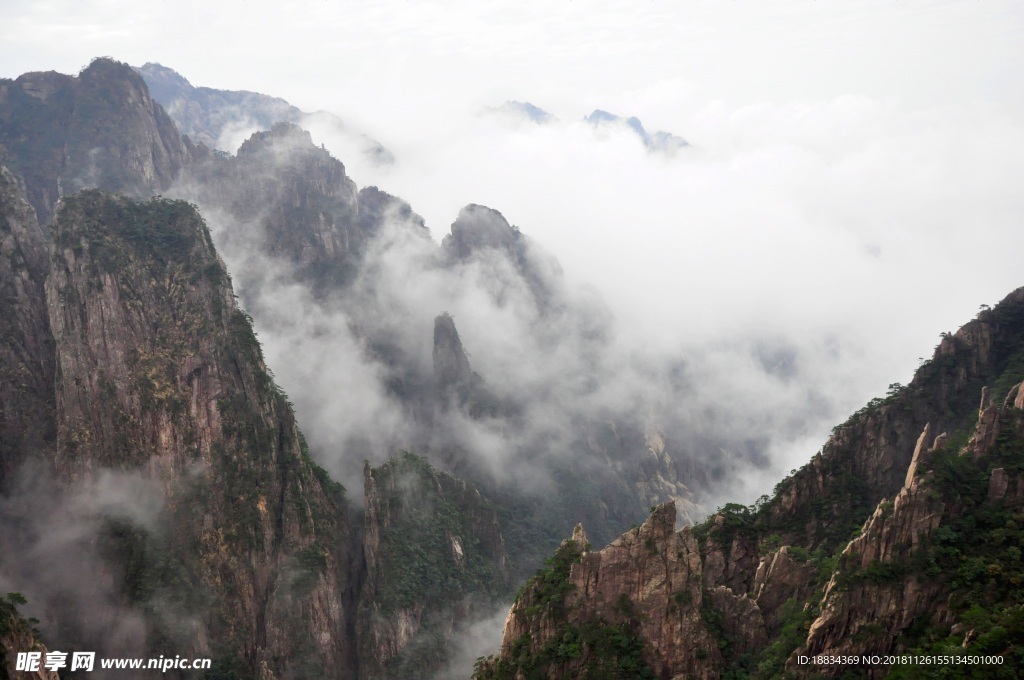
751;546;819;632
765;289;1024;551
479;503;726;679
801;467;947;665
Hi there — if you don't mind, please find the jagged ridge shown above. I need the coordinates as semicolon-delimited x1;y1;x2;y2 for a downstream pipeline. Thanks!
476;288;1024;679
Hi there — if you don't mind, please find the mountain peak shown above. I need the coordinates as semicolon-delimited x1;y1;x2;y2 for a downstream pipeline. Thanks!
135;62;195;96
433;312;474;409
487;100;554;123
0;58;192;225
584;109;689;153
444;204;518;260
237;120;315;155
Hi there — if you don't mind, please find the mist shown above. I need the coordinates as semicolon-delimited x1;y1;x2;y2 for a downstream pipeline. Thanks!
166;84;1015;520
0;463;170;672
292;92;1024;506
5;0;1022;511
432;605;510;680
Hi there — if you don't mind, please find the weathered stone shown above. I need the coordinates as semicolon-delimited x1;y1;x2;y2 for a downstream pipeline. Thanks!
989;468;1010;502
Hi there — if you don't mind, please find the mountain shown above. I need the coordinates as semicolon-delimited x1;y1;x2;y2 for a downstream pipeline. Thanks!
133;62;394;164
135;62;300;149
484;101;554;124
181;121;419;296
0;58;513;678
172;113;710;566
584;109;689;154
474;289;1024;678
0;58;194;226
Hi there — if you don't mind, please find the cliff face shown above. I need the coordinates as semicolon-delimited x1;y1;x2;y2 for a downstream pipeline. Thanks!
433;313;475;410
765;289;1024;552
0;167;55;487
476;288;1024;679
477;504;764;680
0;59;193;226
178;119;707;567
795;383;1024;676
799;429;950;665
357;452;510;679
33;190;359;678
441;204;562;311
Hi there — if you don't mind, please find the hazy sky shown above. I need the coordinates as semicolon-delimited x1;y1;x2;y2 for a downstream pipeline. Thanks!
4;0;1024;495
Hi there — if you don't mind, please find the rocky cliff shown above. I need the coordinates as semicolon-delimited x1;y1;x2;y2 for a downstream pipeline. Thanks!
177;116;707;568
476;503;764;680
1;187;361;678
182;121;424;296
16;56;1021;679
763;289;1024;553
794;383;1024;676
0;167;54;488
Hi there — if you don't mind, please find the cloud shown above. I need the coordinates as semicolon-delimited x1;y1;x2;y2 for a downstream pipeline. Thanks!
431;604;510;680
0;462;168;665
285;88;1024;511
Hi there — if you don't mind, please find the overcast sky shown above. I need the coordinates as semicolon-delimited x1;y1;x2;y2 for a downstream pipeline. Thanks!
4;0;1024;495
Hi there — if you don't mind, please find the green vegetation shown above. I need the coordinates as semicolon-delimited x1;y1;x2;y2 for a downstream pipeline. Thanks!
0;592;42;680
367;452;511;678
56;192;209;272
474;619;656;680
474;538;656;680
374;452;503;613
517;539;585;620
883;418;1024;676
755;598;819;679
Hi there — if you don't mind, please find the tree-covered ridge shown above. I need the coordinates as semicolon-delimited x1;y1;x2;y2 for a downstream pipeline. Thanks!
761;288;1024;553
369;451;507;612
0;593;44;680
358;451;511;679
56;191;222;272
474;538;658;680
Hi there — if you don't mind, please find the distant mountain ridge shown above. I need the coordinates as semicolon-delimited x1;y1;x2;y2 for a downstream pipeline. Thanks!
481;101;690;154
485;101;554;123
584;108;690;153
133;62;394;164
